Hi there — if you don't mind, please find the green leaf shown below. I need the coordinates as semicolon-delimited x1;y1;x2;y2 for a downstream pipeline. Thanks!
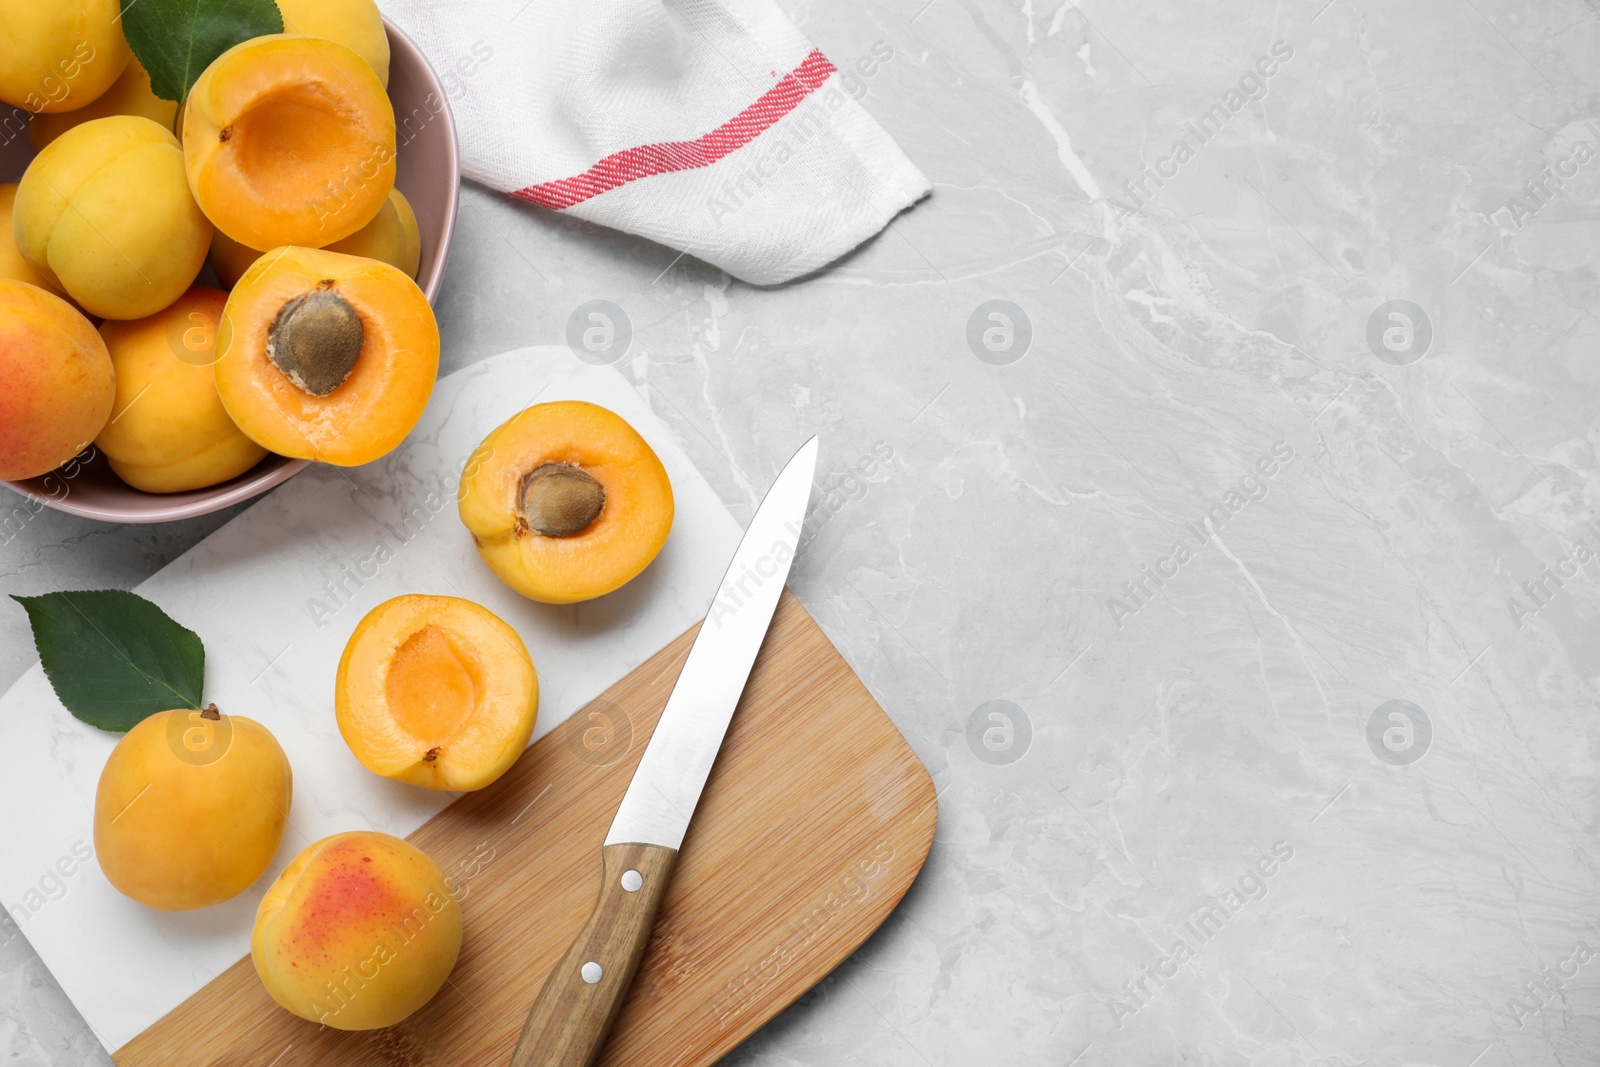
11;590;205;732
119;0;284;104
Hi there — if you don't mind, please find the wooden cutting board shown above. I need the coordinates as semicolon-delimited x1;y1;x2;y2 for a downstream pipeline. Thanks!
114;590;937;1066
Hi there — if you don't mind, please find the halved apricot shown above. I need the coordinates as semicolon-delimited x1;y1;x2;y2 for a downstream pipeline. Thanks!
458;402;675;604
211;187;421;288
184;35;395;250
336;595;538;791
215;246;438;466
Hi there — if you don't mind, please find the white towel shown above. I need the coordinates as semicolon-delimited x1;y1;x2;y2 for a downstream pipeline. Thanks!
377;0;931;285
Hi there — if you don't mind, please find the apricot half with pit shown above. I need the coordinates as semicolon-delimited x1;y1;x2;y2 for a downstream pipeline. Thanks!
215;246;438;466
94;705;292;911
458;401;675;604
184;35;396;250
252;831;462;1030
94;285;268;493
337;594;538;791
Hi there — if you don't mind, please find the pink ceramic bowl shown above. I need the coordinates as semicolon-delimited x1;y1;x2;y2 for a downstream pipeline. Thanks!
0;19;459;524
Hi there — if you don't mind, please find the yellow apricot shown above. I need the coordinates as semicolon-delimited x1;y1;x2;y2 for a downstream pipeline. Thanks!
94;286;268;493
275;0;391;88
216;246;438;466
252;831;462;1030
337;595;538;791
94;706;292;911
13;116;211;319
0;184;65;295
29;57;177;150
0;278;112;481
458;402;675;604
212;188;422;288
0;1;130;115
184;35;395;250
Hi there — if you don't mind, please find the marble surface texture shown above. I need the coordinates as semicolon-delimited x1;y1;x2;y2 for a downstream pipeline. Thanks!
4;0;1600;1064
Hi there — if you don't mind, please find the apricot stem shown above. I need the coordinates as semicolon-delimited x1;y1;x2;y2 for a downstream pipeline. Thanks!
201;703;220;721
519;463;605;538
267;289;364;397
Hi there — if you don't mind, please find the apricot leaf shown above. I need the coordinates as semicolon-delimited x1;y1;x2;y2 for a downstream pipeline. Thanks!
119;0;285;104
11;590;205;732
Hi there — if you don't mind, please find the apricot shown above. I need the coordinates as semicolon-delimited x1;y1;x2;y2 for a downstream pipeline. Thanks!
0;184;65;295
252;831;462;1030
94;705;292;911
215;246;437;466
29;57;177;150
337;595;538;791
275;0;391;88
0;1;130;115
0;278;113;480
93;286;268;492
13;115;211;319
185;35;396;250
458;402;675;604
212;188;422;288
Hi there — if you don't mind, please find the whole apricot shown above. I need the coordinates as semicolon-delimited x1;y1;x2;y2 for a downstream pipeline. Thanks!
0;184;65;295
185;35;396;250
458;402;675;604
275;0;391;88
29;57;177;150
216;246;438;466
252;831;462;1030
13;115;212;319
94;286;268;493
212;188;422;288
94;705;292;911
338;595;538;791
0;0;131;114
0;278;113;480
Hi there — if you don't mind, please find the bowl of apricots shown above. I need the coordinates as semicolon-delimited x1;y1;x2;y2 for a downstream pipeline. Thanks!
0;0;459;522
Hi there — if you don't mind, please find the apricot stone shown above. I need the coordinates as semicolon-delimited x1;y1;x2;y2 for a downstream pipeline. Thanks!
252;831;462;1030
94;705;292;911
0;1;131;115
338;595;539;791
13;115;212;319
216;246;438;466
29;57;177;150
185;35;396;250
458;402;675;604
0;278;113;481
94;286;268;493
212;188;422;288
275;0;391;88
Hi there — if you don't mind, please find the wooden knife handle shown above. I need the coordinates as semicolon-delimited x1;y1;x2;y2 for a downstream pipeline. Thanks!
509;842;678;1067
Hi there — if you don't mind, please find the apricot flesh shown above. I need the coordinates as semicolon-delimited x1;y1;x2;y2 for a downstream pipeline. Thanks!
458;401;675;604
212;188;422;288
216;246;438;466
185;35;396;250
275;0;391;88
29;57;177;150
0;1;131;114
252;831;462;1030
13;115;212;319
94;285;268;493
94;706;292;911
0;278;113;481
337;594;539;791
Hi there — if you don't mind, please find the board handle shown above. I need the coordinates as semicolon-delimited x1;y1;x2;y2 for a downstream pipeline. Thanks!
509;842;678;1067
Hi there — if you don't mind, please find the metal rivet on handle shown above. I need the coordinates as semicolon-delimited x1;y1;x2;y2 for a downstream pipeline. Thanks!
621;869;643;892
581;961;603;984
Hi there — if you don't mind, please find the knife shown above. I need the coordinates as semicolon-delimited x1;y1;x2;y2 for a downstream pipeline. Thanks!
508;435;819;1067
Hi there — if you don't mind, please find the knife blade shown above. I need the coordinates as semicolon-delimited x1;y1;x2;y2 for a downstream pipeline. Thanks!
509;435;819;1067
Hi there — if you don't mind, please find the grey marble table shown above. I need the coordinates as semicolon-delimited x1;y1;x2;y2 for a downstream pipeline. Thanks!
6;1;1600;1064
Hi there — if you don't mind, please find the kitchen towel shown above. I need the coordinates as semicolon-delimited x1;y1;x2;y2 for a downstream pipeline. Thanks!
376;0;930;285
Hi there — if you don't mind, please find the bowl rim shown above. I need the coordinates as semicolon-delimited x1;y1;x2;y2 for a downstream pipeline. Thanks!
0;15;460;525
